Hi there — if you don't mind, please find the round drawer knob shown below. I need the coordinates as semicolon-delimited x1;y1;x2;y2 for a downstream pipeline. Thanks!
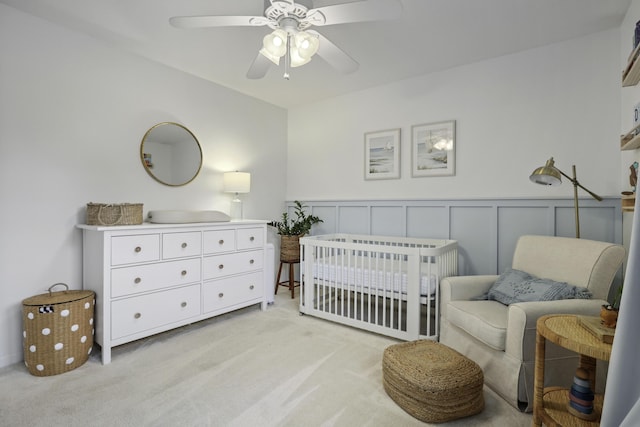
134;277;141;284
181;302;187;308
134;312;141;319
249;259;254;264
181;270;187;276
181;242;187;249
250;236;255;241
134;246;142;253
249;285;255;290
218;293;224;298
218;264;224;270
218;239;224;245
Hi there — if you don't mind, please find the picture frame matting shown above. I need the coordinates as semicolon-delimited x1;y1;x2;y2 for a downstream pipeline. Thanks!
411;120;456;177
364;128;401;180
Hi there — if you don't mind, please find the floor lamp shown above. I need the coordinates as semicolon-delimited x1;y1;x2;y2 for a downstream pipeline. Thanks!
529;157;602;238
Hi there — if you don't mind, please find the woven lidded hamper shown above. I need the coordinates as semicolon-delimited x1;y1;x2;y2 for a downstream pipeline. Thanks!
22;283;95;376
86;202;143;226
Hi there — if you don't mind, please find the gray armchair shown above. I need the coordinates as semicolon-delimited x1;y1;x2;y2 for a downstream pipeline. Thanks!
440;235;625;412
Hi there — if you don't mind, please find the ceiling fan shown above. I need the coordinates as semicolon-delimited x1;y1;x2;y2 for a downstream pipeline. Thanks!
169;0;403;80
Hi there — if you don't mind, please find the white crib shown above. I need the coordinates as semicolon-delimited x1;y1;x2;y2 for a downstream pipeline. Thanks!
300;234;458;341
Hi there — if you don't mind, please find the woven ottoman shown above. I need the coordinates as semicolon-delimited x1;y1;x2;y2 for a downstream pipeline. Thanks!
382;340;484;423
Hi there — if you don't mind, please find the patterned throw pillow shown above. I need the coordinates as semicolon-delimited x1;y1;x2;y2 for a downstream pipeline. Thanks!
486;268;592;305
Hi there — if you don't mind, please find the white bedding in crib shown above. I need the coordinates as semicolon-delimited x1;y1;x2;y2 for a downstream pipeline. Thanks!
311;257;437;296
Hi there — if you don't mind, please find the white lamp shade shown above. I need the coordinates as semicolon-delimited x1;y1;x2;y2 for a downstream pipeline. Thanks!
259;47;281;65
290;45;312;67
262;29;287;57
294;31;319;59
223;172;251;193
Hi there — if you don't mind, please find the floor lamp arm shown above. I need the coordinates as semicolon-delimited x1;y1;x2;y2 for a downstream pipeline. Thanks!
556;165;603;238
556;167;603;202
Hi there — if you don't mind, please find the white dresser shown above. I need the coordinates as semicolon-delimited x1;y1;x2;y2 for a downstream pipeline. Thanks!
77;220;268;364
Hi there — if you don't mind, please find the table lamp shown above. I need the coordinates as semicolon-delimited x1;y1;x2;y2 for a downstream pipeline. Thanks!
223;171;251;220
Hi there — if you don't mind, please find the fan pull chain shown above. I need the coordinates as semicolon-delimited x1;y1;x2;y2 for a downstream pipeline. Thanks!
283;34;291;80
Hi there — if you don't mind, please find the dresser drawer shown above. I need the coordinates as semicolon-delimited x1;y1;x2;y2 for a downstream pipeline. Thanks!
202;272;263;313
162;231;202;259
203;230;236;254
203;250;263;280
111;234;160;265
111;284;201;340
237;227;264;250
111;258;201;298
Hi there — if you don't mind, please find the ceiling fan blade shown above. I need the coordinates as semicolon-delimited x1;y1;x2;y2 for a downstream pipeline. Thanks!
169;15;269;29
311;32;359;74
305;0;402;27
246;52;271;79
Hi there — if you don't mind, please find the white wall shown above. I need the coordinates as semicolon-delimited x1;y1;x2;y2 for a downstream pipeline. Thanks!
288;29;621;201
0;4;288;367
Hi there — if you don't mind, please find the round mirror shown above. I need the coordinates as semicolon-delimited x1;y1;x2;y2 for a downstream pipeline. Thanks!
140;122;203;186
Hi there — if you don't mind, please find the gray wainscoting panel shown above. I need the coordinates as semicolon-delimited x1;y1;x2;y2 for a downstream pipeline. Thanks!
553;206;617;242
310;205;336;236
497;206;550;273
371;206;404;236
406;206;449;239
293;198;622;277
338;205;369;235
450;206;495;275
556;207;578;238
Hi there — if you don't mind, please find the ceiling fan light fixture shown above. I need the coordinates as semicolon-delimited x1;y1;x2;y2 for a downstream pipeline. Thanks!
293;31;319;59
171;0;402;80
290;45;312;67
262;29;288;58
259;47;281;65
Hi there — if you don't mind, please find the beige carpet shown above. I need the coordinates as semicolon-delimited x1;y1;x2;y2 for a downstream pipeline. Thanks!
0;292;531;426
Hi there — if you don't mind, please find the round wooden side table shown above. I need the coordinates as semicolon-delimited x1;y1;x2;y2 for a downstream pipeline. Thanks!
532;314;613;427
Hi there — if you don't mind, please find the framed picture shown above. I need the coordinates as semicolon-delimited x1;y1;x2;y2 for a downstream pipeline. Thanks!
364;128;401;180
411;120;456;177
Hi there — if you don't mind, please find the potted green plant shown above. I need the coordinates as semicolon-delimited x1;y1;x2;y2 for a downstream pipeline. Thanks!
269;201;322;262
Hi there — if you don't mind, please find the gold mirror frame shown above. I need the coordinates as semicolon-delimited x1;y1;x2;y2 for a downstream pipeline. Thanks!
140;122;203;187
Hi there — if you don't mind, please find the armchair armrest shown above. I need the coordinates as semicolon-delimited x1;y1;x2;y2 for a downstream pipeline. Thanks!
505;299;608;361
441;275;499;302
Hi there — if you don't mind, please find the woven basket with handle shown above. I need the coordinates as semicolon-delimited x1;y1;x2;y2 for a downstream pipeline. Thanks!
86;202;143;226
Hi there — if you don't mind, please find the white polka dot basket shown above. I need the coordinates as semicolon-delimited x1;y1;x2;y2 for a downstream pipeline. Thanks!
22;283;95;377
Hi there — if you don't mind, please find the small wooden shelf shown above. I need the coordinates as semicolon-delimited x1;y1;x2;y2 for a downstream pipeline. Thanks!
621;123;640;150
622;194;636;212
621;43;639;216
541;387;604;426
623;43;640;86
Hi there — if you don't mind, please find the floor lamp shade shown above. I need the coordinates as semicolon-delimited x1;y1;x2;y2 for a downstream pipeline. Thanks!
529;158;562;186
529;157;602;239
